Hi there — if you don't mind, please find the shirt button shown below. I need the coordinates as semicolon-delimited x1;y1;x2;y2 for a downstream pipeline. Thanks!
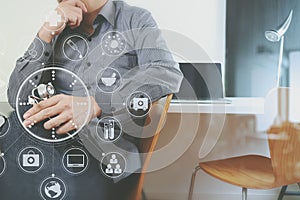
88;38;92;42
34;75;39;80
87;62;91;67
87;85;91;90
44;52;50;57
111;107;116;112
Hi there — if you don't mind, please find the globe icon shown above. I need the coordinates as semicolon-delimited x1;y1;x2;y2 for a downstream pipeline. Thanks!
44;180;62;198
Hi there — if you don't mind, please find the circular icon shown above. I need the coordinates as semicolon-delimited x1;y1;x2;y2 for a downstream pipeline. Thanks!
43;8;67;35
22;37;45;63
100;152;126;179
126;91;152;118
62;148;89;175
101;31;126;56
0;115;10;138
40;176;66;200
96;117;122;143
16;67;91;143
97;68;122;93
63;35;89;61
17;147;44;173
0;155;6;177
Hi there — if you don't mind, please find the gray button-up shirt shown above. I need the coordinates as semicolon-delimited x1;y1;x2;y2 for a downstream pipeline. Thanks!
7;0;183;180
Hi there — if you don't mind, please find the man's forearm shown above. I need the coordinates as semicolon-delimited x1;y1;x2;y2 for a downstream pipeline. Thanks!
7;36;53;108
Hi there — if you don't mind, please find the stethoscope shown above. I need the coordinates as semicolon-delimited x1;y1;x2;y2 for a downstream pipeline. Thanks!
28;82;56;105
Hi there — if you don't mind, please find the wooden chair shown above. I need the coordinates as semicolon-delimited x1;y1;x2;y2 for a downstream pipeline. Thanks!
129;94;173;200
188;122;300;200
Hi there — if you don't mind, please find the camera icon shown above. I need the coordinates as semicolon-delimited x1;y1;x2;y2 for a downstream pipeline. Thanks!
22;150;40;167
132;98;149;111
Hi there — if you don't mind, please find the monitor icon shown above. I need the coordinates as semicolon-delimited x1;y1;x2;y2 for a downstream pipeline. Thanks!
62;148;89;175
67;154;85;168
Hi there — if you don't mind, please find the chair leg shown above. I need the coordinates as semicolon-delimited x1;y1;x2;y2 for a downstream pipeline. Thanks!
188;166;201;200
142;189;147;200
278;185;288;200
242;188;247;200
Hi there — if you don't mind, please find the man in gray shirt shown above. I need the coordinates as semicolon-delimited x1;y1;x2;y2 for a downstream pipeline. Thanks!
2;0;183;199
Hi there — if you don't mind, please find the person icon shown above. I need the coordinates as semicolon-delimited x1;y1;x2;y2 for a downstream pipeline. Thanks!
114;164;122;174
110;154;118;164
101;152;126;178
105;164;113;174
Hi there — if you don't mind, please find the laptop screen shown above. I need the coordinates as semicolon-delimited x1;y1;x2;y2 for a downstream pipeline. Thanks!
173;63;224;100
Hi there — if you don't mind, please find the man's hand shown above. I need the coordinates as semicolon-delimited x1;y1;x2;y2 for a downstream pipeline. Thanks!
39;0;88;43
23;94;101;134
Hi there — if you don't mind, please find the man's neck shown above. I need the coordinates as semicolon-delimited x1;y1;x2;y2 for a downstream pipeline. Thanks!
85;0;108;16
83;7;103;26
80;0;108;35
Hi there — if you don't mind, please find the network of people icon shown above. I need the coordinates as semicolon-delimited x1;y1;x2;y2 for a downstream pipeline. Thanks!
101;153;126;178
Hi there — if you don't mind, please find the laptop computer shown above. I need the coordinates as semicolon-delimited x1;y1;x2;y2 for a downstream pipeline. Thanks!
172;63;231;104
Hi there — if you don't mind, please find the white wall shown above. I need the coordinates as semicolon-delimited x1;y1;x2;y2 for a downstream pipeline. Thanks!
126;0;226;63
0;0;226;102
0;0;57;102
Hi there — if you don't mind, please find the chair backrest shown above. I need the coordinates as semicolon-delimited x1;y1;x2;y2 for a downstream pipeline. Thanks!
129;94;173;200
268;122;300;184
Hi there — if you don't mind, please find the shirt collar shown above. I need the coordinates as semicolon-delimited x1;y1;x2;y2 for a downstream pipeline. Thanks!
99;0;115;26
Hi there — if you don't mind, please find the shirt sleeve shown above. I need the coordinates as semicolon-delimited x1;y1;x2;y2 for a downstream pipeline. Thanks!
113;9;183;104
7;35;53;109
107;9;183;136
